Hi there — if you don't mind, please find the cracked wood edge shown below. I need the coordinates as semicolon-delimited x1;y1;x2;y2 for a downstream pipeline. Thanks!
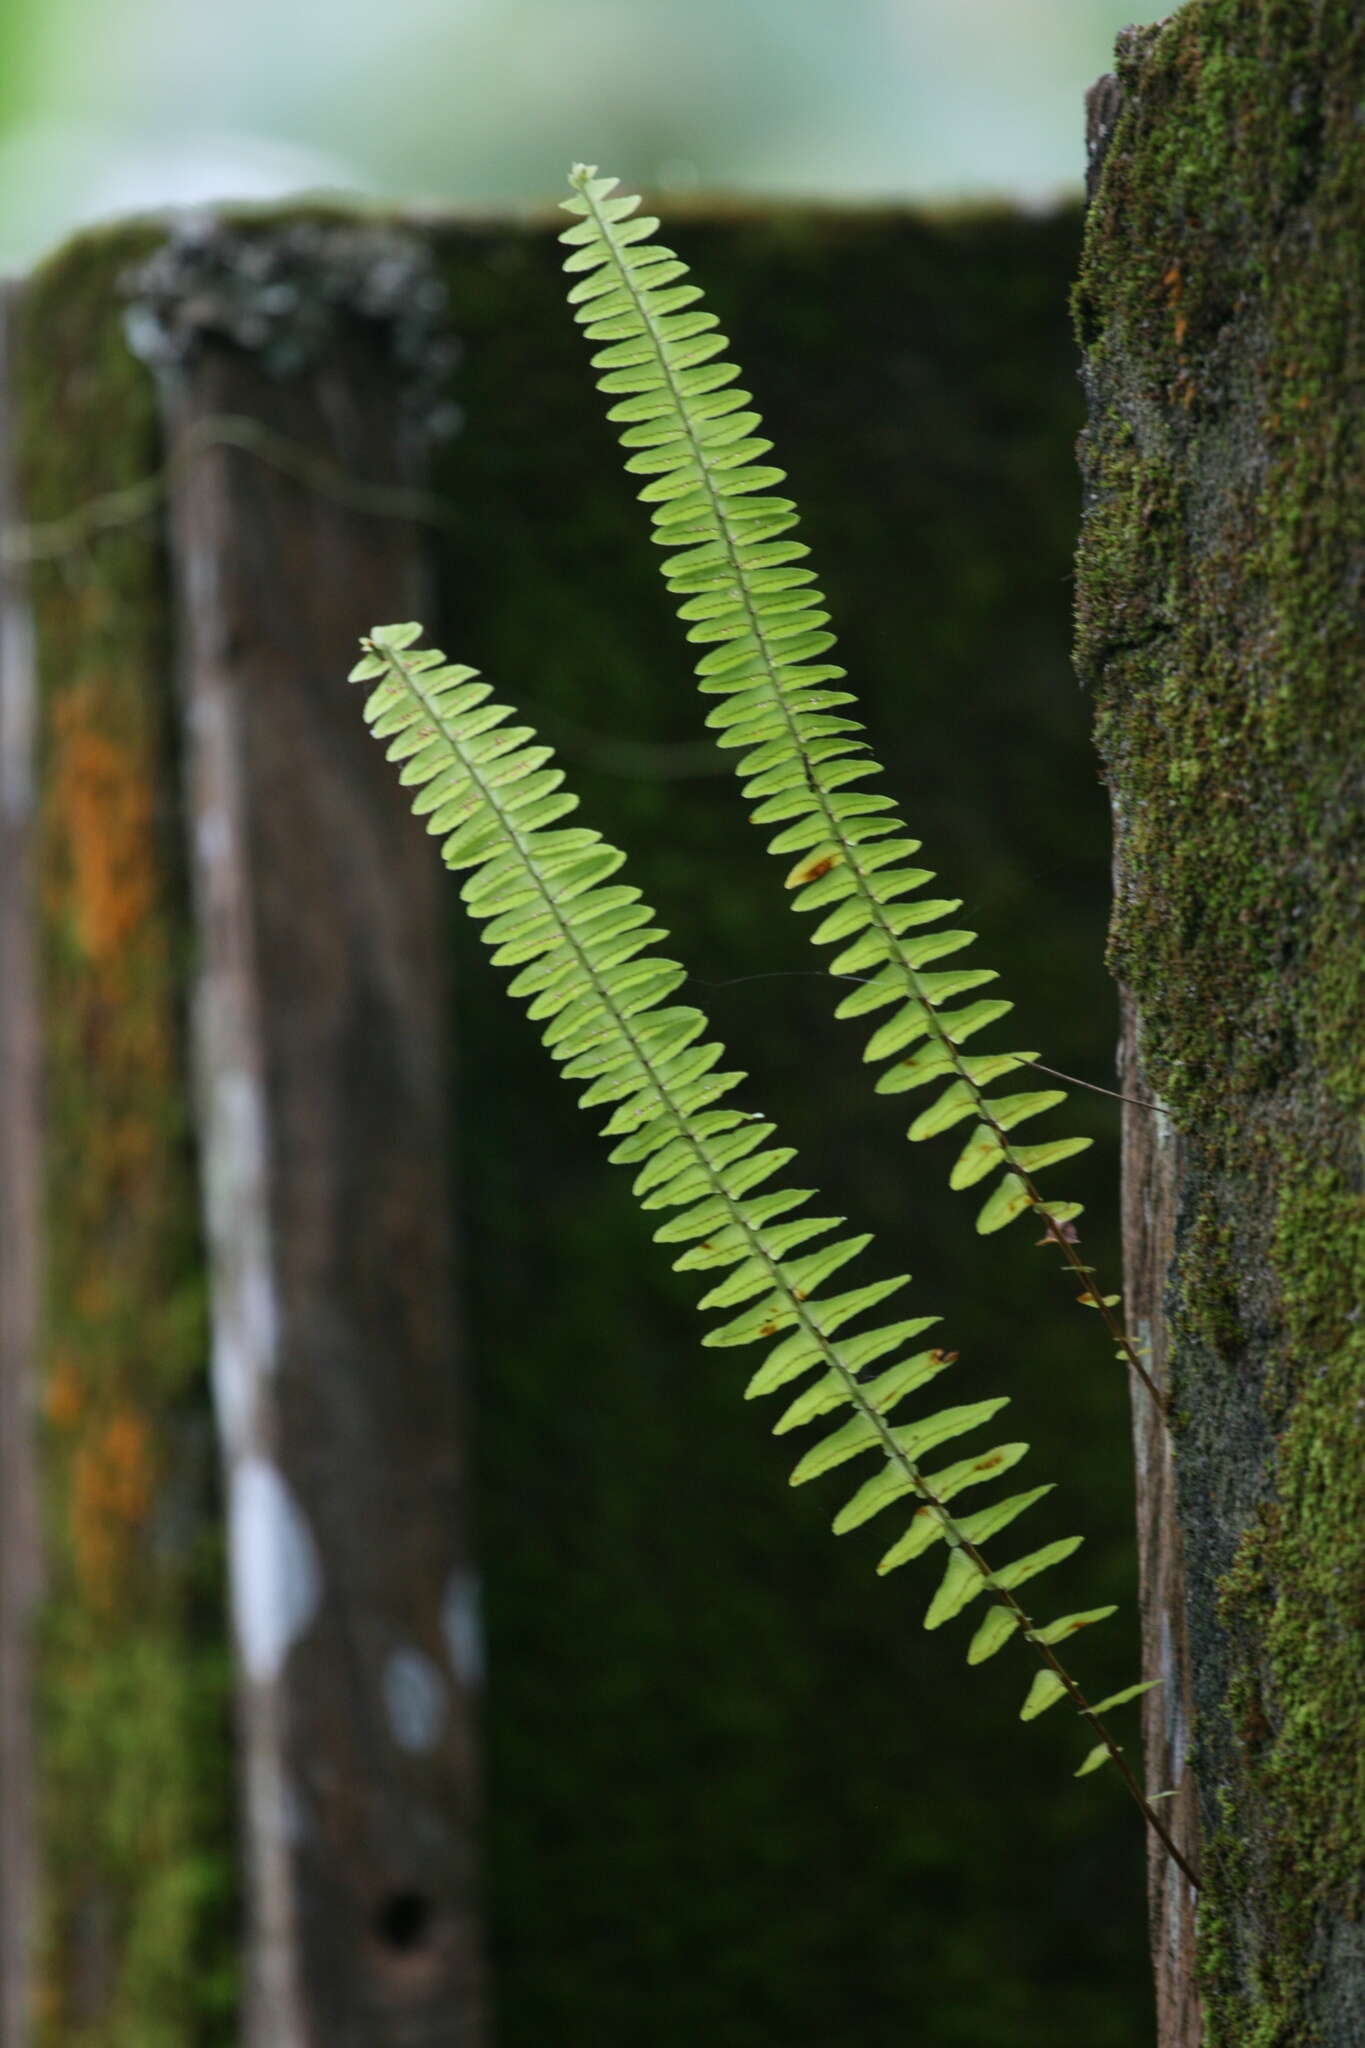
1118;984;1201;2048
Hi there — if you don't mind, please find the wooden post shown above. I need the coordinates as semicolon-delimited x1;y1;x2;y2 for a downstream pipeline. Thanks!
138;221;486;2044
1077;11;1365;2041
1083;71;1203;2041
1115;991;1201;2047
1;231;238;2045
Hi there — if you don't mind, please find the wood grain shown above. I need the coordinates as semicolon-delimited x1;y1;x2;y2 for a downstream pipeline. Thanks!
164;335;486;2047
1117;988;1201;2048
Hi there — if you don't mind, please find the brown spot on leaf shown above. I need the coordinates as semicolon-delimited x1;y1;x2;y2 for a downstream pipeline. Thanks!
789;849;842;886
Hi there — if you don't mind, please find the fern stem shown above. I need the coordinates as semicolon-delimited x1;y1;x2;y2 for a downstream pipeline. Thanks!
374;634;1195;1889
576;176;1166;1419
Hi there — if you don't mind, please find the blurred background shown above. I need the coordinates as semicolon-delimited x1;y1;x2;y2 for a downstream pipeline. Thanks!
0;0;1145;271
1;4;1163;2045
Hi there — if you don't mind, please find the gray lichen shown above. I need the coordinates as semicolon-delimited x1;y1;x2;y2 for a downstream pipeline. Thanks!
123;210;461;437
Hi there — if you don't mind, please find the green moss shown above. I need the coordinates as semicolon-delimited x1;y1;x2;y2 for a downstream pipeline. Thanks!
15;226;236;2045
1075;6;1364;2038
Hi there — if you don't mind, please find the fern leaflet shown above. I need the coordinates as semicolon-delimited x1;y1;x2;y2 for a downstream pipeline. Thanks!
350;621;1193;1881
558;166;1162;1412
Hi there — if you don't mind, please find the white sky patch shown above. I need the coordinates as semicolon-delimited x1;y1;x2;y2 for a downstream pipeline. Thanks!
0;120;361;271
2;1;1153;272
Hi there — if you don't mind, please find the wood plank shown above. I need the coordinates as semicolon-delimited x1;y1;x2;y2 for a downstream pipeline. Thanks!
1117;991;1200;2048
157;256;486;2045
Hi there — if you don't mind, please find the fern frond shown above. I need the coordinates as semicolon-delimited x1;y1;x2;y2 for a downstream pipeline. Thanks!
558;166;1163;1413
350;621;1193;1880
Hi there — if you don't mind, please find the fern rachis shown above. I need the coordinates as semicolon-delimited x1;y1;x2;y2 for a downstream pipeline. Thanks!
559;166;1162;1412
351;622;1194;1885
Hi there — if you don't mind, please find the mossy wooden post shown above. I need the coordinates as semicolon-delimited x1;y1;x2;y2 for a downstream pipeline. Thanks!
1;232;236;2048
1076;9;1365;2043
132;221;486;2044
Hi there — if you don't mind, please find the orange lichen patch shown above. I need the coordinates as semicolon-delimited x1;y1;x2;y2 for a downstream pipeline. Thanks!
20;221;232;2036
44;685;157;973
70;1407;154;1608
45;1360;83;1431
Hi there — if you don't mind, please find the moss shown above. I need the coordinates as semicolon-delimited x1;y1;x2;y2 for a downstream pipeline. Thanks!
1075;6;1364;2039
15;226;236;2044
431;201;1151;2046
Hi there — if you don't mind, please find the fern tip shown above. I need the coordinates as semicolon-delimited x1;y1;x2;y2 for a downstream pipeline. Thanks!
369;621;426;651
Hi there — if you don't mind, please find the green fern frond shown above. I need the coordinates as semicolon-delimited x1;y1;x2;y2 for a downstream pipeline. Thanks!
558;165;1163;1412
350;621;1191;1878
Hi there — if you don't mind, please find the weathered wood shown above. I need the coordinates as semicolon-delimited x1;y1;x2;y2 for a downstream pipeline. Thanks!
1078;9;1365;2042
1117;991;1200;2048
4;236;235;2044
146;222;486;2045
0;283;42;2048
1087;66;1202;2043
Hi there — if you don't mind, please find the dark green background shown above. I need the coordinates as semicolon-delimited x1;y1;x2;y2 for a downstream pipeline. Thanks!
433;203;1149;2046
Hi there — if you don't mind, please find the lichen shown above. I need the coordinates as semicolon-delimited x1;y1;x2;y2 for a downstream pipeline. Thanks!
1075;6;1364;2040
121;207;459;436
15;224;235;2045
